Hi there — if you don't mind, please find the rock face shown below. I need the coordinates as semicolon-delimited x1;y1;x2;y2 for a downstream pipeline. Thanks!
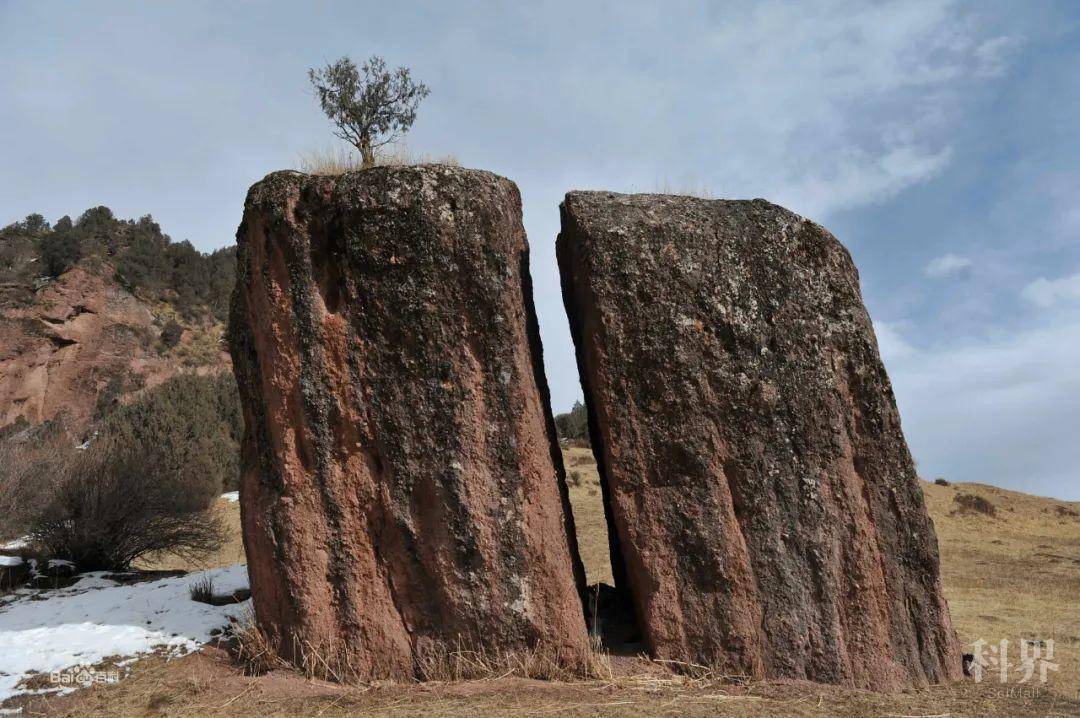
557;192;961;690
228;166;589;680
0;266;189;433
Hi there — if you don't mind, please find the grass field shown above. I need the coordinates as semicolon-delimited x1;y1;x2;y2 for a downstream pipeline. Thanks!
30;448;1080;717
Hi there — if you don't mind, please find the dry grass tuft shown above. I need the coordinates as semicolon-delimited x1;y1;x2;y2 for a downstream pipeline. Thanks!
297;144;459;176
652;178;716;199
188;574;215;604
953;492;996;516
415;637;612;683
232;615;289;677
232;610;612;685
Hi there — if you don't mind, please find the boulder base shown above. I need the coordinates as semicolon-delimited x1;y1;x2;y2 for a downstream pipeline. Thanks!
229;166;588;680
557;191;961;690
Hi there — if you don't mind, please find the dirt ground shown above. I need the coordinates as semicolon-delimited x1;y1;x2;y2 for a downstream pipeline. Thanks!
19;448;1080;717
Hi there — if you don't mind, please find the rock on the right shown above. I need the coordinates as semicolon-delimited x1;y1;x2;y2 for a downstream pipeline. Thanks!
557;192;961;691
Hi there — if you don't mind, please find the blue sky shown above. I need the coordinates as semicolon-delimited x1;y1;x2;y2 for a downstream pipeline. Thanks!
2;1;1078;499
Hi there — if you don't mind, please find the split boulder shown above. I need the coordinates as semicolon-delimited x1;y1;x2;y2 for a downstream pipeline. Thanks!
228;166;588;680
557;191;961;690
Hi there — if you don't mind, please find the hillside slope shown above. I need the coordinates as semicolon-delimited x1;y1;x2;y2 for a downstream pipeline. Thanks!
0;211;233;434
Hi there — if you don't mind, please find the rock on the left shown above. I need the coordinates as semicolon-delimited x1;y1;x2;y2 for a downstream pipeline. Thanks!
228;166;588;680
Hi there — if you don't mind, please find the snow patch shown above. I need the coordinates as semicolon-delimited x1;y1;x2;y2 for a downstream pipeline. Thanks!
220;491;239;503
0;564;249;705
0;538;29;552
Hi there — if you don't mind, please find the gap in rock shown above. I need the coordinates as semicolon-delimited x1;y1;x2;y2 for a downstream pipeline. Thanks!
554;255;644;657
573;403;644;657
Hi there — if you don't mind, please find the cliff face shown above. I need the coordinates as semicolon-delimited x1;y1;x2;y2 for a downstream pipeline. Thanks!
228;166;589;680
557;191;961;690
0;211;234;435
0;265;210;433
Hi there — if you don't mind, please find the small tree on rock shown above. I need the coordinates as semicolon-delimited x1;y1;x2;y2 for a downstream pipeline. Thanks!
308;55;430;168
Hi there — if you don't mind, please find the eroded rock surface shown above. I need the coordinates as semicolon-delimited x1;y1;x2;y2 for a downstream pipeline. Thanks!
229;166;588;680
557;191;961;690
0;266;188;432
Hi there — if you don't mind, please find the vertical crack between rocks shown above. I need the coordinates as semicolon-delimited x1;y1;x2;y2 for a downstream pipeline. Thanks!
557;207;642;649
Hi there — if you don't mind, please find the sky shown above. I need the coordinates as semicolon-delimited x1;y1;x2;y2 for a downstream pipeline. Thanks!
1;1;1078;499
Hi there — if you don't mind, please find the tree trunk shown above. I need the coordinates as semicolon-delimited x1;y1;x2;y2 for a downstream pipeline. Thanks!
360;135;375;168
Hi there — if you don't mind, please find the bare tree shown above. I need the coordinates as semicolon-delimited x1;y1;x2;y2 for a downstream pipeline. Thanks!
308;55;430;168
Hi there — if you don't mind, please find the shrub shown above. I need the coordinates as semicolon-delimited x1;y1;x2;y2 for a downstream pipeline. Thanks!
30;435;225;571
172;325;227;367
1;213;49;237
569;470;584;487
38;227;82;276
934;477;950;486
954;493;996;517
554;401;589;442
102;372;243;497
92;372;147;421
160;320;184;349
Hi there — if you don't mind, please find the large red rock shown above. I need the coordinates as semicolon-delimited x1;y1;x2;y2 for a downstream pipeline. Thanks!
228;166;589;680
557;192;961;690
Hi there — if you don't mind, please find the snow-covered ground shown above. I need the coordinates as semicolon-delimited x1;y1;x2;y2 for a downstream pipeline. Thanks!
0;539;28;552
220;491;239;503
0;564;249;706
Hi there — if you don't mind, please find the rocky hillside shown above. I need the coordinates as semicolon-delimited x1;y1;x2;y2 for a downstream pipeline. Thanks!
0;210;234;435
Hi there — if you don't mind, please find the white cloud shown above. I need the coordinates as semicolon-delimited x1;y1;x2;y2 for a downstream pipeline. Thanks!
974;35;1025;78
880;319;1080;500
780;146;956;218
508;1;1023;221
681;1;1019;218
924;253;974;278
1021;272;1080;307
874;320;917;363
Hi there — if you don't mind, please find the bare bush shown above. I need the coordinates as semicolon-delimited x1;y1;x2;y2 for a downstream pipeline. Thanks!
0;441;32;540
0;422;68;540
30;434;225;571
